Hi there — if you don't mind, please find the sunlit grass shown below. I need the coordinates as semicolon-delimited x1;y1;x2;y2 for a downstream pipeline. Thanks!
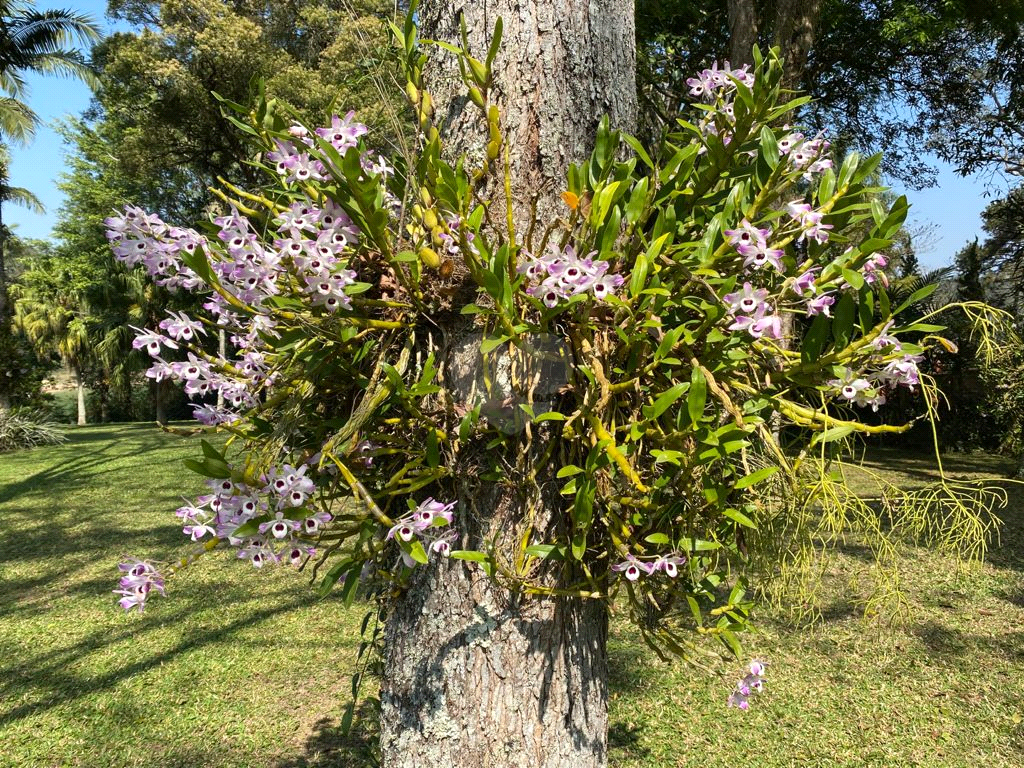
1;427;1022;767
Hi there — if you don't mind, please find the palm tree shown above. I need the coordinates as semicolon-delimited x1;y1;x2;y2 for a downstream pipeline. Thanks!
0;2;99;143
11;250;92;423
0;2;99;408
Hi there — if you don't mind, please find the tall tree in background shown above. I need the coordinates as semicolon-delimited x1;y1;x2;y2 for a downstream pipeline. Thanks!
11;251;94;424
636;0;1024;186
94;0;405;214
0;0;98;407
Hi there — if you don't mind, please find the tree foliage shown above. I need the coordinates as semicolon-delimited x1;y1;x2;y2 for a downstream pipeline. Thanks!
636;0;1024;186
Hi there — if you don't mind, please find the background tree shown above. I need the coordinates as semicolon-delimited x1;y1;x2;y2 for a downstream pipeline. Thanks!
0;0;98;407
11;250;95;424
636;0;1024;186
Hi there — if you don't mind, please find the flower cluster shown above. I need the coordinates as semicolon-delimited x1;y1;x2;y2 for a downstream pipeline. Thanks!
722;282;782;340
689;61;754;150
828;352;922;412
173;463;327;570
610;553;687;581
685;61;754;101
518;244;624;308
727;660;767;710
113;560;165;613
726;220;785;274
786;201;833;245
106;133;381;426
107;206;208;292
386;497;458;567
265;112;375;183
778;131;833;179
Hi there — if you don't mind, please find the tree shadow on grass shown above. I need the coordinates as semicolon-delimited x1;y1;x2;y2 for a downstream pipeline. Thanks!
0;426;197;506
276;707;381;768
607;720;649;761
911;620;1024;664
0;593;314;728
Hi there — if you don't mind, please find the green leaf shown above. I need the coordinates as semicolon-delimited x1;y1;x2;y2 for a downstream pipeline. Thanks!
686;595;703;623
813;425;855;444
317;559;353;598
571;532;587;560
687;538;722;552
534;411;567;422
405;539;429;565
340;567;361;607
842;268;865;290
556;465;584;478
624;176;649;224
733;466;778;489
525;544;564;560
231;519;262;539
642;382;689;420
449;550;490;562
183;457;231;479
719;628;743;658
758;125;779;169
480;335;508;354
801;313;830;363
832;293;857;349
425;429;440;469
486;17;503;67
896;322;945;333
687;367;707;424
723;507;757;528
644;533;670;545
893;283;938;315
200;439;222;461
622;132;654;169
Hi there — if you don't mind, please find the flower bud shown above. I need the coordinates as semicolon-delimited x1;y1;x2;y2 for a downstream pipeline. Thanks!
405;81;420;105
418;246;441;269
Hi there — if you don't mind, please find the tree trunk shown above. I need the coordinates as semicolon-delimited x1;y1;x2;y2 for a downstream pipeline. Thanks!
75;365;87;426
727;0;760;66
379;2;637;766
151;377;167;425
774;0;822;88
419;0;637;226
381;476;610;768
0;198;8;325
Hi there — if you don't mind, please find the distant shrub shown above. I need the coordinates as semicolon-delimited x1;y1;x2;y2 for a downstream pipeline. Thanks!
0;408;67;451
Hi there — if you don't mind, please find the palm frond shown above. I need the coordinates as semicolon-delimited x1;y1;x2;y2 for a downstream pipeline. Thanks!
1;183;43;213
0;95;36;144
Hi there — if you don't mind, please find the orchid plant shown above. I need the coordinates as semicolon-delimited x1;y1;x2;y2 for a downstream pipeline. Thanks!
108;16;1006;704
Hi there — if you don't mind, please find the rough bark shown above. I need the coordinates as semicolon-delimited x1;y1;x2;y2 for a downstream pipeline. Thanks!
381;475;609;768
419;0;637;226
727;0;760;67
379;2;637;766
773;0;822;88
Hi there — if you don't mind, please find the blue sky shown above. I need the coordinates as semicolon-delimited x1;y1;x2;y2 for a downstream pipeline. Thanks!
2;1;1009;270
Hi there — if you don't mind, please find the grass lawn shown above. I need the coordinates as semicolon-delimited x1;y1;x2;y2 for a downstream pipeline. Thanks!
1;426;1022;767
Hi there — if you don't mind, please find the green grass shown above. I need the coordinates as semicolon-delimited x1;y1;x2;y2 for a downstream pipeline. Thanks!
1;427;1022;767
